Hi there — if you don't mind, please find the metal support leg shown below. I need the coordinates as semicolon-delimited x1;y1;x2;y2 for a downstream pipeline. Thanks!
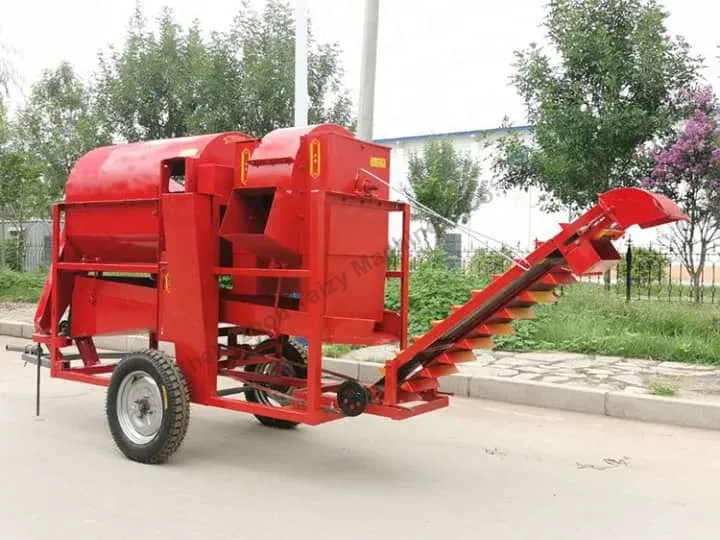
35;344;41;416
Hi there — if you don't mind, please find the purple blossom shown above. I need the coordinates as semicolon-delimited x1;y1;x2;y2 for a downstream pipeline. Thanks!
693;85;715;109
642;86;720;203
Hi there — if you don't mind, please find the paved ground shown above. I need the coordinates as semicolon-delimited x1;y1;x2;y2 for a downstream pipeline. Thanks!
346;344;720;402
0;301;36;323
2;336;720;539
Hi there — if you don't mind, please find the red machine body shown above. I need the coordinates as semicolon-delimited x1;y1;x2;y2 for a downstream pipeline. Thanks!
27;123;688;464
62;132;251;263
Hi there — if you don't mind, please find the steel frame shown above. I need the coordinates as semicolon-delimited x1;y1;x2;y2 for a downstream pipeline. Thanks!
40;188;417;425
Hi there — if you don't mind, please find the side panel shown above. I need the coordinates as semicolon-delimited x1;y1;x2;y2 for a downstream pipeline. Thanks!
158;194;219;403
70;276;157;336
64;201;160;264
324;202;387;321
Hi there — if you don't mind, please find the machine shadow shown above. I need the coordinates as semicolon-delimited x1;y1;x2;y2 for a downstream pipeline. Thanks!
175;410;423;486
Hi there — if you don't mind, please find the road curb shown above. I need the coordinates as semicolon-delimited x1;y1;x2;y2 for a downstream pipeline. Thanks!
4;320;719;431
324;358;720;431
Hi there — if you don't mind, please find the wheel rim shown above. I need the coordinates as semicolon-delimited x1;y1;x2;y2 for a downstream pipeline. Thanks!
116;370;164;445
253;361;297;407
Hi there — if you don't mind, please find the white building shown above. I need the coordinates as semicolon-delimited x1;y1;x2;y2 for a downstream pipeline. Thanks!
375;125;666;258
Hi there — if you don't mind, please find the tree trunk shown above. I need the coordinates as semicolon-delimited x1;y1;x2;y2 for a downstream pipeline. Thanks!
0;217;4;268
432;225;446;250
691;270;702;303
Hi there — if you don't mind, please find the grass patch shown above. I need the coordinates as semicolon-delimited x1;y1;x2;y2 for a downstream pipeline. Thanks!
0;269;46;302
494;285;720;364
384;253;720;364
648;382;677;397
322;344;357;358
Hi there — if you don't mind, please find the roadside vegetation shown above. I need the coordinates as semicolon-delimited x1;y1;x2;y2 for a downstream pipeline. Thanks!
2;256;718;364
0;269;45;302
495;285;720;364
385;251;720;365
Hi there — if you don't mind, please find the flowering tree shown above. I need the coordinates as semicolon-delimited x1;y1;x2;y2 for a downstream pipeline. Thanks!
642;86;720;302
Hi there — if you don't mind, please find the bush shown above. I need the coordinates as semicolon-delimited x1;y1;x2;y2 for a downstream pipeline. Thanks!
0;268;46;302
466;245;514;279
618;246;669;287
386;249;489;337
386;246;400;271
0;238;26;272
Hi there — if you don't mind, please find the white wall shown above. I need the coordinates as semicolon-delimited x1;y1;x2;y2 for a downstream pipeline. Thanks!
381;129;669;256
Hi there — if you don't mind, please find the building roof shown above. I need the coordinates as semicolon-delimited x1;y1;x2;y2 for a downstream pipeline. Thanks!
372;124;533;145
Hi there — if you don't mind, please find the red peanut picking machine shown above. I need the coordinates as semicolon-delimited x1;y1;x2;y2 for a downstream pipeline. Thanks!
15;123;686;464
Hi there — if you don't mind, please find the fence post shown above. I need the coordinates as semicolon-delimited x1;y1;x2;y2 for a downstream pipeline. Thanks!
625;238;633;303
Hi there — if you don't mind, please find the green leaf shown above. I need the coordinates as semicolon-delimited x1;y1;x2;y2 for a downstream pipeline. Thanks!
493;0;701;212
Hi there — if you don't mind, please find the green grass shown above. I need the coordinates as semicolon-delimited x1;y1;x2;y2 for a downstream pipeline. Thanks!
494;285;720;364
322;344;359;358
648;382;677;397
0;269;46;302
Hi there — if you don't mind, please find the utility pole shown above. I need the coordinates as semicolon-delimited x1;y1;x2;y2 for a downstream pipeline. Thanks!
357;0;379;141
294;0;308;127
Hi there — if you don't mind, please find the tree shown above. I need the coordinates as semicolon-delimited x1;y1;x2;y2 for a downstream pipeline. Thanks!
493;0;701;214
96;2;353;142
0;94;6;148
641;86;720;303
0;41;12;266
14;62;110;200
0;87;7;267
231;0;353;134
0;151;47;270
95;6;206;141
467;245;515;279
405;140;486;246
0;36;12;99
0;35;14;145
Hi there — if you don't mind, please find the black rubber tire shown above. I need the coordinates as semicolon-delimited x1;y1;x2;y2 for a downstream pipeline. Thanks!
245;338;307;429
106;349;190;464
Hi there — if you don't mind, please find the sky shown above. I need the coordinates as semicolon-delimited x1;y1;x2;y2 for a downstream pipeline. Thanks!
2;0;719;140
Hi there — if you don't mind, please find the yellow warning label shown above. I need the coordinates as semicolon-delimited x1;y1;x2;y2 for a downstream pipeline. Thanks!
239;148;252;185
163;273;171;293
370;156;387;169
309;139;321;179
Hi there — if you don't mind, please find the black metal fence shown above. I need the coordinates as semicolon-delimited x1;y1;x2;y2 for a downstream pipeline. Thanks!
0;240;51;273
399;241;720;305
577;244;720;304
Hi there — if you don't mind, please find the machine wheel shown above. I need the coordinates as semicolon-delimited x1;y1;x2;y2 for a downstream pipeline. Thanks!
245;338;307;429
106;349;190;464
336;380;370;417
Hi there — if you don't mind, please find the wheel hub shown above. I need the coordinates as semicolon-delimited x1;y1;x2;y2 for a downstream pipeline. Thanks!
117;371;164;445
336;380;369;417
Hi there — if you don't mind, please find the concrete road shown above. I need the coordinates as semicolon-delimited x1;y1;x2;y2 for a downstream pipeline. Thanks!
1;336;720;540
